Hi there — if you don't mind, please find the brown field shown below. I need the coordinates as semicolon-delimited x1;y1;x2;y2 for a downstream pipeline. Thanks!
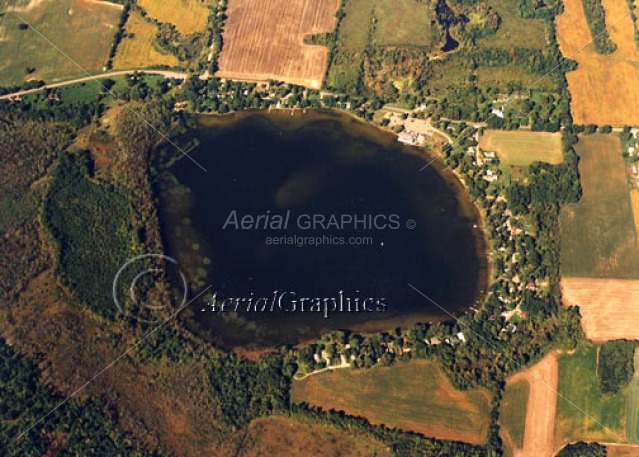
241;416;392;456
137;0;210;35
556;0;639;125
608;444;639;457
479;130;563;166
562;277;639;341
113;11;179;69
507;353;558;457
291;360;492;444
631;189;639;238
217;0;340;88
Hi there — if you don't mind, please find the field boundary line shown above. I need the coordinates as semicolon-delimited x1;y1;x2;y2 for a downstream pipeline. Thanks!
408;283;625;443
418;10;631;172
14;14;208;173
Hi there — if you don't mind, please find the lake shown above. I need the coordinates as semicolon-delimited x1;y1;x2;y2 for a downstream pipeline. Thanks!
154;109;487;348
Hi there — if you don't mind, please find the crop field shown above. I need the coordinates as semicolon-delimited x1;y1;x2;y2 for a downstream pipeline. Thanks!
479;130;563;166
137;0;210;34
609;446;639;457
0;0;122;86
113;11;179;69
626;348;639;443
631;189;639;237
506;353;557;457
291;360;492;444
217;0;340;88
555;344;627;447
475;0;547;49
556;0;639;125
562;277;639;341
372;0;433;47
559;135;639;278
500;379;529;456
243;416;392;456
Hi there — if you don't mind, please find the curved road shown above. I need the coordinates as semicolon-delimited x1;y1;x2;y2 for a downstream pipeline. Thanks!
0;70;189;100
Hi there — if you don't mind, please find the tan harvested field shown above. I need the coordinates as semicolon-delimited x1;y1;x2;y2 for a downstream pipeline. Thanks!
113;11;179;69
556;0;639;125
137;0;210;34
507;353;558;457
217;0;340;88
479;130;563;166
631;189;639;238
608;444;639;457
562;277;639;341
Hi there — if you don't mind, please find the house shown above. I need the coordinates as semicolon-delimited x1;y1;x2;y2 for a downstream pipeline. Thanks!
491;106;505;118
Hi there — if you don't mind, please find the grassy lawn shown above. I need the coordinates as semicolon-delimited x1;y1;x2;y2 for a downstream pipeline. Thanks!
474;0;547;49
559;134;639;278
555;344;628;446
500;379;529;454
479;130;563;166
373;0;432;47
291;359;492;444
0;0;122;86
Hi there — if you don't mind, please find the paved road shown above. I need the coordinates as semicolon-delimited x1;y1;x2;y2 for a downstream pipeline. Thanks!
0;70;189;100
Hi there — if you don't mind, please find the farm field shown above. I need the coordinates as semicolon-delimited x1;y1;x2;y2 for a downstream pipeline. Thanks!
561;277;639;341
291;360;492;444
479;130;563;166
216;0;340;88
631;189;639;236
556;0;639;125
372;0;433;47
500;379;529;456
555;344;627;447
475;0;547;49
0;0;122;86
243;416;392;456
506;353;558;457
608;445;639;457
626;348;639;443
137;0;210;34
559;135;639;278
113;11;179;70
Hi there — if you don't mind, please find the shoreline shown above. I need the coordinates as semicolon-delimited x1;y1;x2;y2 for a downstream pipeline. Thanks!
173;108;492;352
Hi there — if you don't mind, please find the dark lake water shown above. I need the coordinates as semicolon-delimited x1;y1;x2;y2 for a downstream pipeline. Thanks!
154;110;487;348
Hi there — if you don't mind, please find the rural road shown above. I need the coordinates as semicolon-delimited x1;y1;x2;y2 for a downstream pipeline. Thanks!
0;70;189;100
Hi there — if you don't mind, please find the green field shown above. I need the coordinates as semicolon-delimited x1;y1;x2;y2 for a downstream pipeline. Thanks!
479;130;563;166
373;0;433;47
474;0;547;49
555;344;628;445
500;379;529;454
291;360;492;444
627;348;639;443
559;135;639;278
0;0;122;86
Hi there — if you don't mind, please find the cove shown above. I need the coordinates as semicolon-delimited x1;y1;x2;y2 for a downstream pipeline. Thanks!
154;109;488;348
